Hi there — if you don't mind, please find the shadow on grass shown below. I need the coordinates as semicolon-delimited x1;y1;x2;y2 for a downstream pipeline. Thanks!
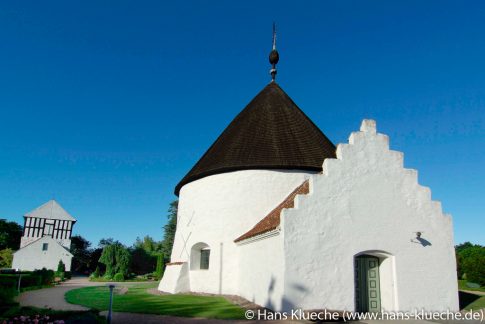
459;291;481;310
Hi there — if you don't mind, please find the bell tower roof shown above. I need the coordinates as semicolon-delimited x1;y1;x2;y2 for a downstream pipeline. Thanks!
25;200;76;222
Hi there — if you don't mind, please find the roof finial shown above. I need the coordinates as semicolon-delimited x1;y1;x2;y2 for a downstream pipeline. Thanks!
269;22;279;82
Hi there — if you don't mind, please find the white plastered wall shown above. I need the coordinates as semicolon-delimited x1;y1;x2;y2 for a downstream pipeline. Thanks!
12;236;73;271
237;233;285;310
158;263;190;293
21;237;71;250
281;120;459;312
160;169;314;295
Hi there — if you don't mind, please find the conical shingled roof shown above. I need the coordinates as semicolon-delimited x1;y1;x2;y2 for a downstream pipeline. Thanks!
175;82;336;195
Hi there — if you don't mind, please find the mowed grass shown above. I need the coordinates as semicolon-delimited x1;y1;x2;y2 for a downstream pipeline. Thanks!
65;283;246;320
463;296;485;311
458;280;485;293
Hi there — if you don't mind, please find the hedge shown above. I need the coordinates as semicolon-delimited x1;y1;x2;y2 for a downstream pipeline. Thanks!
0;268;56;290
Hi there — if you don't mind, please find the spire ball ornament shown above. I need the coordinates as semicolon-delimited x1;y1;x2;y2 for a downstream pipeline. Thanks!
269;49;279;65
269;23;279;82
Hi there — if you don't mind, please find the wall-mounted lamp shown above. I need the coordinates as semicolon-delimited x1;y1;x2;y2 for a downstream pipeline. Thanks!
410;231;423;242
411;231;432;247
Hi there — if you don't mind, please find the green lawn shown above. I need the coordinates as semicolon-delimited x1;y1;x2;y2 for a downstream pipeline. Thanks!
463;296;485;311
65;283;246;320
458;280;485;292
89;277;152;282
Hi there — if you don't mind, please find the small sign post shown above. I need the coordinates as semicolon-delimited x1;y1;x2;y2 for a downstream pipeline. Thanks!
17;271;22;292
107;284;115;324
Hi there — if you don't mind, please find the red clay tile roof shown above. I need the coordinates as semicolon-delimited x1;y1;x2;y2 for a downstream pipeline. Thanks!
174;83;335;195
234;180;310;243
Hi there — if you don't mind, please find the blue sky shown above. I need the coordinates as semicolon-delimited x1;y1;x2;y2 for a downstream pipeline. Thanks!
0;1;483;246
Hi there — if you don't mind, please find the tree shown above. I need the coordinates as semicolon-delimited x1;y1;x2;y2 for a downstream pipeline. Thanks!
91;266;100;278
0;248;13;268
463;253;485;286
161;200;178;263
0;219;22;250
70;235;92;273
130;247;156;275
155;253;164;279
56;260;66;280
57;260;66;273
99;244;116;277
134;235;162;254
456;251;463;279
98;238;116;248
99;242;131;277
89;238;120;274
456;242;474;254
88;248;105;272
455;242;485;286
130;235;162;275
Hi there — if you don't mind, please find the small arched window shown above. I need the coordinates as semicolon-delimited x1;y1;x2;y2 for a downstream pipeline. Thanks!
190;242;210;270
200;248;210;270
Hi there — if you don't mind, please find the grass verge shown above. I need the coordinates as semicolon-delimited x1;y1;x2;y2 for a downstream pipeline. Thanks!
89;277;152;282
458;280;485;293
65;283;246;319
463;296;485;311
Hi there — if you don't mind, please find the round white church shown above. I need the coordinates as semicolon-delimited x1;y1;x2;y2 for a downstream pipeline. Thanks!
158;44;459;313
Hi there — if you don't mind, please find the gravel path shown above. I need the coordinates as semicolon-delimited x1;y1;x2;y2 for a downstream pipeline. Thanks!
16;276;103;311
460;289;485;296
16;276;146;311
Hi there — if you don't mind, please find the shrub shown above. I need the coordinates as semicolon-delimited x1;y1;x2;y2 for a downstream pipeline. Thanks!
55;262;66;282
0;288;18;312
20;274;42;287
0;275;17;289
103;274;112;280
32;268;55;285
0;248;13;268
0;272;57;290
90;266;100;279
1;310;104;323
99;243;131;277
57;260;66;273
113;273;124;281
155;253;164;279
55;272;65;282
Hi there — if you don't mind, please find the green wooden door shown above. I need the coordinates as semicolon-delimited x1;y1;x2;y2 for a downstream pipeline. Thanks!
355;255;381;313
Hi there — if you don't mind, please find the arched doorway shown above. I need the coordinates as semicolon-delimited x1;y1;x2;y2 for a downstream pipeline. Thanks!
354;251;396;313
355;255;381;312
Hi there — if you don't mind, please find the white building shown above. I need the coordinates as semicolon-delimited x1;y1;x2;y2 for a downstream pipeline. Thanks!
159;45;459;313
12;200;75;271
